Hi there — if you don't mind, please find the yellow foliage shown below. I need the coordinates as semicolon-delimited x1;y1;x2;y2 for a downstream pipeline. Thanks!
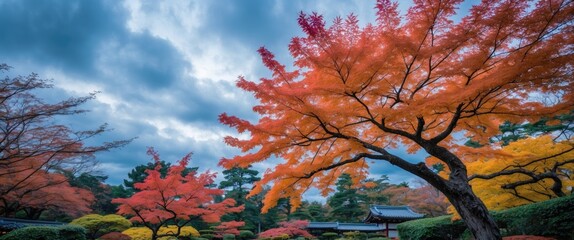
466;136;574;211
123;226;200;240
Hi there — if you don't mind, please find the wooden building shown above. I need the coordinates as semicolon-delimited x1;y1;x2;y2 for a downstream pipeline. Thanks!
363;205;425;238
307;205;424;238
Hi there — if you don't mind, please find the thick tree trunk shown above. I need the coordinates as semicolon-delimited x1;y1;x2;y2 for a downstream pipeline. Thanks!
445;177;501;240
419;143;502;239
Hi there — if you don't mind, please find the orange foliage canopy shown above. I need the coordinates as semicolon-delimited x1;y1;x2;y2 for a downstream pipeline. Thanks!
220;0;574;215
113;148;243;239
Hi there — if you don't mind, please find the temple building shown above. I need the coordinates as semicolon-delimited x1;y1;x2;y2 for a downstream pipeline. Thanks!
307;205;424;238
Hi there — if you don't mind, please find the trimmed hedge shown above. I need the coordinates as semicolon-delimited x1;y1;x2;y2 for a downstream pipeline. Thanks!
0;225;86;240
238;230;255;239
493;194;574;238
397;215;467;240
398;194;574;240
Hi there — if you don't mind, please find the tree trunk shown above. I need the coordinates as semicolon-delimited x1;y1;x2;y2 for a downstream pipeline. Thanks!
445;177;502;240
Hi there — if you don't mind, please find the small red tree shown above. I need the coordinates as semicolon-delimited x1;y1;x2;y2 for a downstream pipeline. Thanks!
258;220;313;239
112;148;244;240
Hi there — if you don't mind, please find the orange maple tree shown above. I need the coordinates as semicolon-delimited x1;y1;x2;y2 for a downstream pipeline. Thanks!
219;1;574;239
112;148;244;240
0;64;130;218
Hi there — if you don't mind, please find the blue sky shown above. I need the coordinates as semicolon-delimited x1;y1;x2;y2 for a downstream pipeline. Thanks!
0;0;437;200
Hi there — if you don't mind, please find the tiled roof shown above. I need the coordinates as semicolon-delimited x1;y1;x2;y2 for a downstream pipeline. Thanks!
307;222;338;229
307;222;384;232
337;223;384;231
368;205;424;220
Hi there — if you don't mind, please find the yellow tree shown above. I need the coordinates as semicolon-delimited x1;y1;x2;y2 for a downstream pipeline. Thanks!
468;136;574;210
220;1;574;239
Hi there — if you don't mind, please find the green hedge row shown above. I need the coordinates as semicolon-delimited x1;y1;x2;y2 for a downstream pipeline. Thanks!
398;194;574;240
0;225;86;240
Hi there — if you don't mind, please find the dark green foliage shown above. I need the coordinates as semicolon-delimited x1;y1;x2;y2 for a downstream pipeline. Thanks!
0;226;59;240
223;234;236;240
367;232;387;238
320;232;338;240
63;171;117;214
238;230;255;239
327;174;367;222
0;225;86;240
218;166;262;232
398;194;574;240
306;201;328;222
492;112;573;146
199;229;214;235
492;194;574;239
58;225;87;240
201;233;215;239
397;215;467;240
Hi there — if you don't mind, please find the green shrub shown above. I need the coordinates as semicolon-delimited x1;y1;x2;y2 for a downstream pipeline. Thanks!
367;232;386;238
0;226;59;240
320;232;338;240
199;229;214;235
356;232;368;240
492;194;574;239
238;230;255;239
0;225;86;240
223;233;236;240
58;225;87;240
398;194;574;240
201;233;215;239
397;215;467;240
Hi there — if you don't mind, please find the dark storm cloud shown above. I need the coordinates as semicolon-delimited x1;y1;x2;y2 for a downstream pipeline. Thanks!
99;32;188;90
0;0;125;75
0;0;421;190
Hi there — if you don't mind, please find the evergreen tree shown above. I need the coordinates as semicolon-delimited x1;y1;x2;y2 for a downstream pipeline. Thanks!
327;174;367;222
219;166;261;232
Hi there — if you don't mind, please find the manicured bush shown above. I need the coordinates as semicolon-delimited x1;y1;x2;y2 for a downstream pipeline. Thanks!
70;214;131;240
367;232;386;238
398;194;574;240
199;229;214;235
201;233;215;239
0;226;59;240
397;215;467;240
123;226;200;240
492;194;574;239
238;230;255;239
223;233;236;240
0;225;86;240
59;225;87;240
99;231;132;240
320;232;338;240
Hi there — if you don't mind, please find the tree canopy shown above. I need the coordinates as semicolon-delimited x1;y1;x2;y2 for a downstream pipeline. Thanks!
219;1;574;239
0;64;130;219
112;148;244;240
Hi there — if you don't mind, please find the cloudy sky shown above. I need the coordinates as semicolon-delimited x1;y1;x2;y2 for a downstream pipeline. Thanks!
0;0;435;198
